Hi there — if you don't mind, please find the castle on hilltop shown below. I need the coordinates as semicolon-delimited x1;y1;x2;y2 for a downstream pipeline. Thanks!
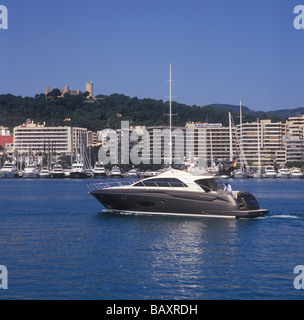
45;82;94;99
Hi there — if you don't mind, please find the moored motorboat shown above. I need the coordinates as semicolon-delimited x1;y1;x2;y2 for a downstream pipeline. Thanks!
253;171;263;179
51;164;66;179
39;167;51;178
110;166;122;178
233;169;248;179
93;161;107;178
127;167;139;178
277;167;291;179
290;168;303;179
23;163;39;179
263;166;277;179
0;161;19;179
70;161;89;179
89;168;269;219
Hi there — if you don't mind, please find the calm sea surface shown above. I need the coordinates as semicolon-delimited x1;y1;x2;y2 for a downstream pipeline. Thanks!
0;178;304;300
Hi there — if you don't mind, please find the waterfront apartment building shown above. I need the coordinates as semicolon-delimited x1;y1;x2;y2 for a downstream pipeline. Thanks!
13;121;88;156
144;119;288;167
96;115;304;167
144;123;239;167
239;120;286;166
184;122;238;166
285;115;304;163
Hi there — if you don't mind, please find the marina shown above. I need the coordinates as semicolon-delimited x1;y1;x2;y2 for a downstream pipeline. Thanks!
1;160;303;180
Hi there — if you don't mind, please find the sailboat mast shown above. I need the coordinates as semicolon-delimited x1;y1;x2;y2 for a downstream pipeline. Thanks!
229;112;233;161
240;100;243;146
239;100;243;170
257;118;261;173
169;63;172;165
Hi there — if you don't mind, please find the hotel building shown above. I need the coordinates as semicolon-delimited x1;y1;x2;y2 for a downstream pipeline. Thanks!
285;115;304;163
13;121;88;156
240;120;286;166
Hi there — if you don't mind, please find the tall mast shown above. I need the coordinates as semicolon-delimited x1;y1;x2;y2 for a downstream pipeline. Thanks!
169;63;172;165
240;100;243;142
239;100;243;170
257;118;261;173
229;112;233;161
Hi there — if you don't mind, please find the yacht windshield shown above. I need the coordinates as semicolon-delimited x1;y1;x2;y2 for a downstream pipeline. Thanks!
194;178;222;192
133;178;188;188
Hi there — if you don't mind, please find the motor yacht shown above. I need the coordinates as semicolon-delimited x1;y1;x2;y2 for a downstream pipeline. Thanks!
110;166;122;178
0;161;19;179
127;167;139;178
253;171;263;179
263;166;277;179
93;162;107;178
89;168;269;219
51;164;66;179
70;161;89;179
233;169;248;179
277;167;291;179
39;167;51;178
290;168;303;179
23;163;39;179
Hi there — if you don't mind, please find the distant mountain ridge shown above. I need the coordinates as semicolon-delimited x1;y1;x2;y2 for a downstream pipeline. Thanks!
0;93;303;132
209;104;255;114
209;104;304;119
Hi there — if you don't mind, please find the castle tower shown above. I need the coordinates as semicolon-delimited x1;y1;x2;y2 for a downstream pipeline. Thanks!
45;86;51;96
63;86;69;94
86;82;93;98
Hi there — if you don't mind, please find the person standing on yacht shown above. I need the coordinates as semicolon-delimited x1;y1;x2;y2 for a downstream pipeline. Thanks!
224;183;232;193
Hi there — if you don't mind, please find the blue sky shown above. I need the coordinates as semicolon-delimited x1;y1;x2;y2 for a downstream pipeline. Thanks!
1;0;304;111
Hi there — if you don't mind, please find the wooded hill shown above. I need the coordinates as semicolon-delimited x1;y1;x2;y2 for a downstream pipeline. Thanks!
0;92;290;132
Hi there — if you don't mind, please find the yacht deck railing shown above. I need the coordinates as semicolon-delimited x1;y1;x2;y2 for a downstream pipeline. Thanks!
88;180;139;192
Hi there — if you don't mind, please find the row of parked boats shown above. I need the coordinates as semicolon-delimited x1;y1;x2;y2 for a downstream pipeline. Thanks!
1;159;303;180
0;160;160;179
232;166;303;179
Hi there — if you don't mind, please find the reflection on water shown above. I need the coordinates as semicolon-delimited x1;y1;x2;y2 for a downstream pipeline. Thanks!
1;179;304;299
143;218;239;298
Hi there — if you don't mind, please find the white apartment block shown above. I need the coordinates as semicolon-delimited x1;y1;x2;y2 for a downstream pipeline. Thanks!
13;121;88;155
285;115;304;163
239;120;286;166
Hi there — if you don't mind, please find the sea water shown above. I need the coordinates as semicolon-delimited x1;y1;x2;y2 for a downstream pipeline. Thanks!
0;178;304;300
